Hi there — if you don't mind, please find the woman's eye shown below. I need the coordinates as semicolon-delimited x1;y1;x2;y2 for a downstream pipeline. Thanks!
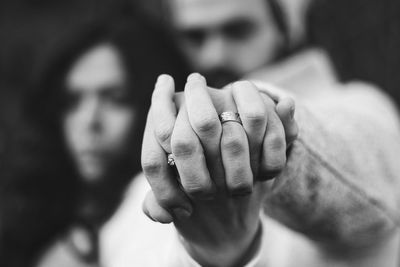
102;86;130;106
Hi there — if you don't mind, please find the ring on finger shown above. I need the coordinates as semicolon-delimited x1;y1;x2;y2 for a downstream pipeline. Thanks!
219;112;242;125
167;153;176;167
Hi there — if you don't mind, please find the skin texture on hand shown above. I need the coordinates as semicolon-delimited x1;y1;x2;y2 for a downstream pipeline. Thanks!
141;73;298;266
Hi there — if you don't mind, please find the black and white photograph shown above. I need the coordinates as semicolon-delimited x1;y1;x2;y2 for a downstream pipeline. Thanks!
0;0;400;266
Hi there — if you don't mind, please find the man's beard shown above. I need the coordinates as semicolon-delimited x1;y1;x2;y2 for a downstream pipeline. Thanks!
203;69;241;88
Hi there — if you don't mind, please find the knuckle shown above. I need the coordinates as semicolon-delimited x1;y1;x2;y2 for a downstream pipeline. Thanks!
266;132;286;151
222;135;245;157
141;155;163;176
183;180;214;198
242;110;266;128
156;190;179;208
264;155;286;174
228;180;253;195
262;130;286;179
171;138;198;158
192;114;220;135
154;123;173;145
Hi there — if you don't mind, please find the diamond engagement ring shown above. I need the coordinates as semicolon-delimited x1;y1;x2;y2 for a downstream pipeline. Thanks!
167;153;176;167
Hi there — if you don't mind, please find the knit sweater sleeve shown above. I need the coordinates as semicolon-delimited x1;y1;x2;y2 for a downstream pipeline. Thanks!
263;82;400;248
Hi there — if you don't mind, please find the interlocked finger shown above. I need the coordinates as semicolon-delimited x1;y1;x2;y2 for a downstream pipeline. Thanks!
184;73;224;188
259;96;287;181
171;104;216;199
151;74;177;153
141;113;192;220
232;81;267;178
219;93;253;196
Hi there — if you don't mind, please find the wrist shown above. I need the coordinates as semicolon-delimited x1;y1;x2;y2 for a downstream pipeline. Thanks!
180;220;262;267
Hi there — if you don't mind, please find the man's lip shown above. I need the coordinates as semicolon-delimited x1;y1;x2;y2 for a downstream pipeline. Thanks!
77;150;108;159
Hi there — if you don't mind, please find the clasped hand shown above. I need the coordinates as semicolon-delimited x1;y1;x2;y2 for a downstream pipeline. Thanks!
141;73;298;266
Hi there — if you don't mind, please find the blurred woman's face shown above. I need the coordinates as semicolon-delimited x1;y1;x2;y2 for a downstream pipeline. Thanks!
63;44;136;182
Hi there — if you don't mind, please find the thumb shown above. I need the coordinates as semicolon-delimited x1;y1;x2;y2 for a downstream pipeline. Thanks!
142;190;174;224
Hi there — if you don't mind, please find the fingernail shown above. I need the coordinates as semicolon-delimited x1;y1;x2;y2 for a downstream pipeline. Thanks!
172;208;192;220
187;73;204;83
157;74;170;86
290;106;295;120
148;215;158;223
143;209;159;223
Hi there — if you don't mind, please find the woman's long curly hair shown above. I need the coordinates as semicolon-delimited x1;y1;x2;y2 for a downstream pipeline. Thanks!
1;11;189;266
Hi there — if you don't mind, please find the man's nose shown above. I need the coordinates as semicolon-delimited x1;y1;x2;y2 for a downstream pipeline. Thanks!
200;35;229;69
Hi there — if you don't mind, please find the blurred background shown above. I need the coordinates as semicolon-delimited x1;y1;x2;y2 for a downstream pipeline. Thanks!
1;0;400;266
2;0;400;104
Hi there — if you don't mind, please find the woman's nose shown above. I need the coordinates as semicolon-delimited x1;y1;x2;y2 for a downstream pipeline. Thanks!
79;96;103;133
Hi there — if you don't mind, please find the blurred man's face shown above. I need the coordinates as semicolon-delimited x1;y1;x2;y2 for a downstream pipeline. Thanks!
63;44;136;182
170;0;282;87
